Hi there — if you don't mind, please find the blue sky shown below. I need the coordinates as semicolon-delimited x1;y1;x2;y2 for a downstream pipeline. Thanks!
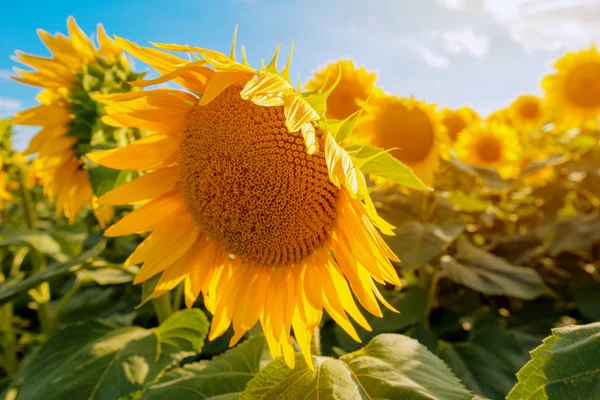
1;0;599;149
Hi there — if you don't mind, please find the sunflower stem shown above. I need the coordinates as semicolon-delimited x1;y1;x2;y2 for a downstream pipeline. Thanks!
0;296;17;374
152;294;173;324
424;271;444;330
18;174;54;337
310;327;322;356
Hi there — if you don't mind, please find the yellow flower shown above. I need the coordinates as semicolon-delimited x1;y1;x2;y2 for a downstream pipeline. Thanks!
519;149;555;187
508;94;546;133
440;106;479;143
88;34;400;370
305;59;379;120
455;122;521;178
354;95;443;186
12;17;132;226
486;108;513;127
543;46;600;128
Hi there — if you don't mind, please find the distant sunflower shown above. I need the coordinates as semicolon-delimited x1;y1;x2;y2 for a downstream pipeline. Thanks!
519;149;555;187
455;122;521;178
354;95;443;186
305;59;379;120
12;17;138;226
543;46;600;128
89;33;401;370
508;94;546;133
440;106;479;143
486;108;513;127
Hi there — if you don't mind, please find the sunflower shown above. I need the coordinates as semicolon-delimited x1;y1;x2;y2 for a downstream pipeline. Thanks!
353;95;443;186
486;108;513;127
304;59;379;120
543;46;600;128
508;94;546;133
455;122;521;178
519;149;555;187
12;17;138;227
440;106;479;143
88;33;401;370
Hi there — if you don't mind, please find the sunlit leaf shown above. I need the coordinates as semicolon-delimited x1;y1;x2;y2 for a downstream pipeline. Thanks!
241;334;472;400
441;239;550;299
507;322;600;400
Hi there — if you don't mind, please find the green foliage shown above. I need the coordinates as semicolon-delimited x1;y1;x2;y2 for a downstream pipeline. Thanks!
14;309;209;400
142;335;269;399
508;322;600;400
241;334;472;400
442;239;550;299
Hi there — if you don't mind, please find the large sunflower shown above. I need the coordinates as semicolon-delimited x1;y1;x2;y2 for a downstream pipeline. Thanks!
88;34;401;370
455;122;521;178
12;17;139;226
508;94;546;133
353;95;443;186
543;46;600;128
304;59;379;120
440;106;479;143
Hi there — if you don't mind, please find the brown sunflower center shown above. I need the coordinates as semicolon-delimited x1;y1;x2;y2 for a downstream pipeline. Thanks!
375;103;435;164
475;135;502;164
564;62;600;108
178;84;340;267
518;99;541;119
442;113;467;142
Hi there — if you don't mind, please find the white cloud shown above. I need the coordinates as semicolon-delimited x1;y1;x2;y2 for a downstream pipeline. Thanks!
0;70;12;80
441;27;489;58
484;0;600;52
436;0;466;10
0;97;21;117
412;44;450;68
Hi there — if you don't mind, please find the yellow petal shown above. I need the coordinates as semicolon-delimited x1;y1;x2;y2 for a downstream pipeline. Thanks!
98;166;180;205
86;135;179;170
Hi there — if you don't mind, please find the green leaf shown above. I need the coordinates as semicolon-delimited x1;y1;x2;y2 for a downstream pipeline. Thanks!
334;286;429;352
154;309;209;353
86;163;122;197
0;227;66;262
0;238;106;306
438;317;530;399
535;215;600;257
387;219;464;269
143;335;269;400
448;156;508;189
346;144;431;191
442;239;550;299
327;107;365;143
445;191;489;213
137;274;161;309
77;265;138;285
16;310;209;400
507;322;600;400
241;334;472;400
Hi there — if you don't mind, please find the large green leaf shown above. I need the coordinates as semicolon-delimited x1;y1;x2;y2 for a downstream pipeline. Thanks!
387;219;464;269
143;335;269;399
438;317;530;399
16;309;209;400
0;238;106;306
241;334;472;400
442;239;550;299
346;144;431;191
0;227;66;262
535;215;600;257
334;286;429;352
507;322;600;400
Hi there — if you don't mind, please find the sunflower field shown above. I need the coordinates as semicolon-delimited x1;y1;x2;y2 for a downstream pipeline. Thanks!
0;16;599;400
